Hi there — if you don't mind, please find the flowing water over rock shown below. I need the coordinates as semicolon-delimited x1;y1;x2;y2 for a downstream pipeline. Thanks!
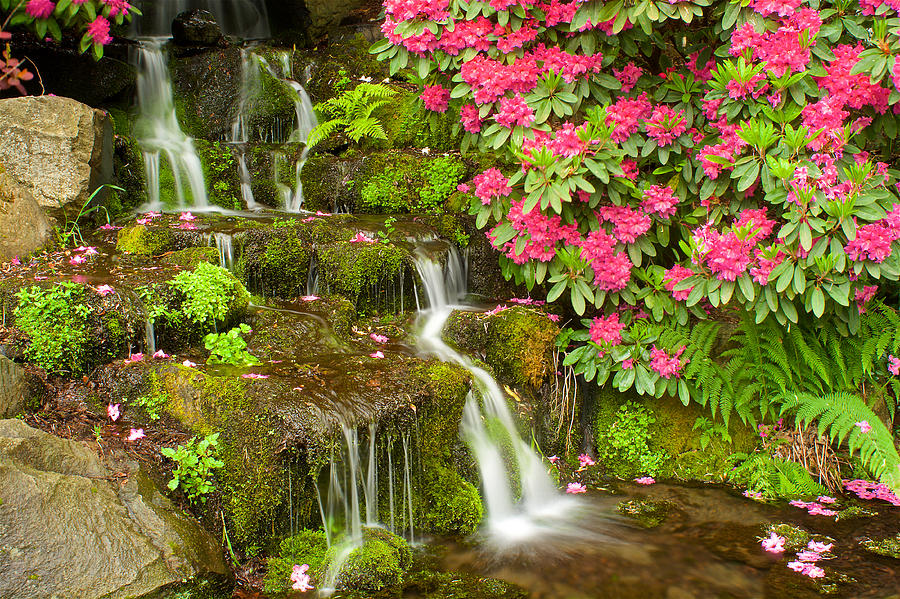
131;0;272;39
135;39;209;210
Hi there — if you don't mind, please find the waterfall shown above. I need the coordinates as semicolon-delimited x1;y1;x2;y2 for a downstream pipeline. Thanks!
144;319;156;355
131;0;271;39
258;51;317;212
208;232;234;270
413;245;574;549
135;39;209;210
227;47;262;210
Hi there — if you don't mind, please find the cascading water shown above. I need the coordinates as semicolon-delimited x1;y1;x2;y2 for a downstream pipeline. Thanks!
315;422;419;595
227;47;261;210
135;39;209;209
208;232;234;270
414;245;577;551
131;0;271;39
263;54;317;212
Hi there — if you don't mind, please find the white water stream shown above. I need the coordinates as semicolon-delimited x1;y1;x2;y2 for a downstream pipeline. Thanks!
135;39;209;210
413;246;578;551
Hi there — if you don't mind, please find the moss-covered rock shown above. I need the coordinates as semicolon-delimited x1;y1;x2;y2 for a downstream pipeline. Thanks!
412;361;483;536
381;91;461;152
108;133;146;218
324;527;412;594
160;247;220;269
616;498;673;528
170;44;241;141
861;533;900;558
445;306;559;390
297;153;364;214
592;388;757;481
195;140;242;210
117;224;175;255
318;241;413;314
263;529;329;595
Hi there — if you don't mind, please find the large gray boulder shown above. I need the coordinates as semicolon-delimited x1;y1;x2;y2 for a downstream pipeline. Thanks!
0;167;51;262
0;96;112;216
0;356;26;418
0;419;228;599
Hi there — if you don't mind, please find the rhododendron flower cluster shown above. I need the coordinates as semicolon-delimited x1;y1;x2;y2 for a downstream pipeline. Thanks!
649;346;687;379
589;313;626;346
420;84;450;113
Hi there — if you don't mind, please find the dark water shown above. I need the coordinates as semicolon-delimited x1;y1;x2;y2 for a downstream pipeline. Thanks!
433;483;900;599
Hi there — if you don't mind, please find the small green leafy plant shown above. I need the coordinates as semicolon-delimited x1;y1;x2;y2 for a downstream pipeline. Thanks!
204;324;260;366
14;282;92;375
597;401;668;477
134;390;168;421
307;83;395;147
728;452;827;500
161;433;224;502
377;216;397;243
168;262;245;330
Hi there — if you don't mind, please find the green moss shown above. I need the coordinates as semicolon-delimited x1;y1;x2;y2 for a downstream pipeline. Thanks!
592;388;757;481
357;152;467;214
835;504;878;520
161;247;220;269
445;307;558;390
154;367;283;546
382;91;460;152
117;224;175;255
196;141;242;210
263;529;329;595
325;528;411;594
616;499;672;528
318;242;409;313
412;361;484;536
860;533;900;558
421;465;483;536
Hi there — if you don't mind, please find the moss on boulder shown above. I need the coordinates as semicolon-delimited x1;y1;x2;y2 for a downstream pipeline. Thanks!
117;224;175;255
412;361;484;536
263;529;329;595
444;306;559;390
160;247;220;269
324;527;412;594
318;241;412;313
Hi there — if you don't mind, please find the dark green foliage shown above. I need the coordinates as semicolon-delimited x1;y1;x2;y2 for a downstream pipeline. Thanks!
594;400;668;477
14;282;92;375
357;153;467;214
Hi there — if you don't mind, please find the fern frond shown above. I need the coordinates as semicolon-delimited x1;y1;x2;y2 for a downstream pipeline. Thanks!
782;391;900;494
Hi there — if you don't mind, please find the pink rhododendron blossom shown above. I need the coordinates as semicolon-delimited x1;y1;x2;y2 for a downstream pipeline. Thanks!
649;345;686;378
26;0;54;18
460;104;483;133
566;482;587;494
473;168;512;205
664;265;695;301
182;359;197;367
589;313;626;346
241;373;269;379
606;93;652;143
750;0;802;17
350;232;377;243
153;350;170;359
496;94;535;128
578;453;596;468
644;105;687;146
370;333;388;343
420;84;450;113
300;295;320;301
855;285;878;313
124;353;144;364
87;16;113;45
370;351;385;359
613;62;642;92
797;550;823;562
641;185;679;219
598;205;651;244
761;532;786;553
96;284;115;296
855;420;872;433
634;476;656;485
103;0;131;17
844;478;900;505
808;541;834;552
126;428;145;441
889;355;900;375
69;255;87;265
290;563;314;592
107;403;121;421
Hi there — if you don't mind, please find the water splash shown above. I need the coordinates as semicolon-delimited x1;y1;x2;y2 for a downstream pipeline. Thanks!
135;39;208;210
208;232;234;270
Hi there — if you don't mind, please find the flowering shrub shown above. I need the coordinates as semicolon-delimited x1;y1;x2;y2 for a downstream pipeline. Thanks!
374;0;900;401
0;0;138;66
